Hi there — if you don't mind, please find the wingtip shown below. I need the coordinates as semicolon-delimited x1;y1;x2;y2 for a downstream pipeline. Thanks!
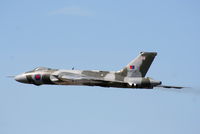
156;85;186;89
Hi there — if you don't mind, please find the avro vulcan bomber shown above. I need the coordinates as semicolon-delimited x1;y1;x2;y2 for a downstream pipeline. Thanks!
14;52;184;89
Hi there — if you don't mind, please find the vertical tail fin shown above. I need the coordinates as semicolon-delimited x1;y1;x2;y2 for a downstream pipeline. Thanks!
118;52;157;77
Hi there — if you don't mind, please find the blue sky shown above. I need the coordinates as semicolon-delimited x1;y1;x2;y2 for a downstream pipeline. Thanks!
0;0;200;134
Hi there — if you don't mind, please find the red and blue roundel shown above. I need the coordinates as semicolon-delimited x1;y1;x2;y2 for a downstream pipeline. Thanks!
35;74;41;80
129;65;135;69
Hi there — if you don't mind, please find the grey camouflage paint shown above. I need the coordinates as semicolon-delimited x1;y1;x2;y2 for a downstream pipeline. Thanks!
16;52;182;89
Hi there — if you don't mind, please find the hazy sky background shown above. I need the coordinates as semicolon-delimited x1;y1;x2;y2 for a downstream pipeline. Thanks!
1;0;200;134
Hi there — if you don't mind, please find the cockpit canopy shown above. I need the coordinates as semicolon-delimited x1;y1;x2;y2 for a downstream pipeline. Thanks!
25;67;54;73
33;67;52;71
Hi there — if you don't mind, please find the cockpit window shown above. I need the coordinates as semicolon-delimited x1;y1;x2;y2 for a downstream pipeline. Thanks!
25;67;57;73
33;67;52;71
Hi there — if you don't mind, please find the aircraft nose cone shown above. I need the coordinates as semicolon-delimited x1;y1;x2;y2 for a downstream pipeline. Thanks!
15;74;28;83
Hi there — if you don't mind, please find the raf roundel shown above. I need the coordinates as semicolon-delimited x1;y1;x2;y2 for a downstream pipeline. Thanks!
35;74;41;80
129;65;135;70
